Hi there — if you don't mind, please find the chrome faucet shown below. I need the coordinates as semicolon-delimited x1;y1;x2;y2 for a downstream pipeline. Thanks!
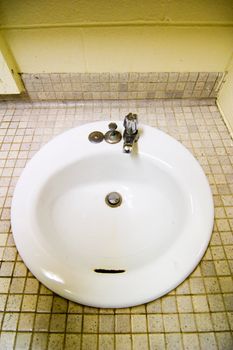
123;113;139;153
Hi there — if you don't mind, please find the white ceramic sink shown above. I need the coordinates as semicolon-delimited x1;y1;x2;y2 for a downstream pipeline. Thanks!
11;121;214;308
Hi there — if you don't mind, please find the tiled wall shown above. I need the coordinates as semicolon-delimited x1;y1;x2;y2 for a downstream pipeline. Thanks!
0;99;232;349
19;72;224;101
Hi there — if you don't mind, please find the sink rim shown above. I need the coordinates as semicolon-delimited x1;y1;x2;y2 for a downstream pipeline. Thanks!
11;120;214;308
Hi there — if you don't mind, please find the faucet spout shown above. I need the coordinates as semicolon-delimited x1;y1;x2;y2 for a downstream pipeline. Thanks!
123;113;139;153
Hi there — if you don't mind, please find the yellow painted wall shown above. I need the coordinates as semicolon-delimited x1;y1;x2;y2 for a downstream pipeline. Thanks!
1;0;233;26
0;0;233;73
217;56;233;135
2;27;233;73
0;33;24;93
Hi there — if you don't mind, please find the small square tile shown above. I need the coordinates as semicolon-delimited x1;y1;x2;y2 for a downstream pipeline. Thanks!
115;315;131;333
98;334;114;350
50;313;66;332
83;315;98;333
48;333;64;350
161;295;177;313
177;296;193;312
192;295;209;312
147;314;164;332
6;294;22;311
195;313;213;331
99;315;114;333
64;334;81;350
149;334;165;349
2;312;19;331
216;332;233;350
31;333;48;350
22;294;38;311
131;315;147;333
66;314;82;332
163;314;180;332
208;294;225;311
165;333;183;350
199;333;217;350
211;312;229;331
15;333;32;350
52;296;68;313
0;332;16;350
82;334;97;350
18;313;35;331
34;313;50;331
182;333;199;350
37;295;53;312
132;334;149;350
115;335;132;350
180;313;196;332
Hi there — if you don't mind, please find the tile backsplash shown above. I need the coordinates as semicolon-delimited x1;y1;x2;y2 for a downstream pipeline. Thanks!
19;72;224;101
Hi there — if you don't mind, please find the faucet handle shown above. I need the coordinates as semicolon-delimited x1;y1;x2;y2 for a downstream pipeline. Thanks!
124;113;138;134
108;122;118;131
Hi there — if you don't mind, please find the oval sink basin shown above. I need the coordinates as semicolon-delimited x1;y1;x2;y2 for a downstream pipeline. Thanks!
11;121;214;308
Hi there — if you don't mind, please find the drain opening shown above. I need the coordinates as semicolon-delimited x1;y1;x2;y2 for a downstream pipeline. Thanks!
94;269;125;274
105;192;122;208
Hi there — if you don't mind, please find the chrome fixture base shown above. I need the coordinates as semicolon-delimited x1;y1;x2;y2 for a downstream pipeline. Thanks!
105;123;122;144
88;131;104;143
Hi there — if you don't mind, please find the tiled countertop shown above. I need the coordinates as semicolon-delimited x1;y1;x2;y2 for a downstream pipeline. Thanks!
0;99;232;349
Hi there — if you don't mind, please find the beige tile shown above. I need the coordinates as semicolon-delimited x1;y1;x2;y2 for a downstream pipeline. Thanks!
180;313;197;332
199;333;217;350
21;294;38;311
161;295;177;313
24;277;39;293
31;333;48;350
6;294;22;311
0;332;16;350
52;296;68;313
131;315;147;333
165;333;183;350
177;295;193;313
99;315;115;333
182;333;200;350
149;334;165;349
37;295;53;312
195;313;213;332
115;314;131;333
219;276;233;292
216;332;233;350
50;313;66;332
98;334;114;350
0;277;11;293
18;313;35;331
64;334;81;350
211;312;230;331
48;333;64;350
66;314;82;332
163;314;180;332
147;314;164;332
192;295;209;312
208;294;225;311
146;299;162;313
15;333;32;350
2;312;19;331
34;313;50;331
132;334;149;350
83;315;98;333
115;334;132;350
82;334;98;350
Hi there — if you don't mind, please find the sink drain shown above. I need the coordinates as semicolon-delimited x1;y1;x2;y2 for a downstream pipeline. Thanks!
105;192;122;208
